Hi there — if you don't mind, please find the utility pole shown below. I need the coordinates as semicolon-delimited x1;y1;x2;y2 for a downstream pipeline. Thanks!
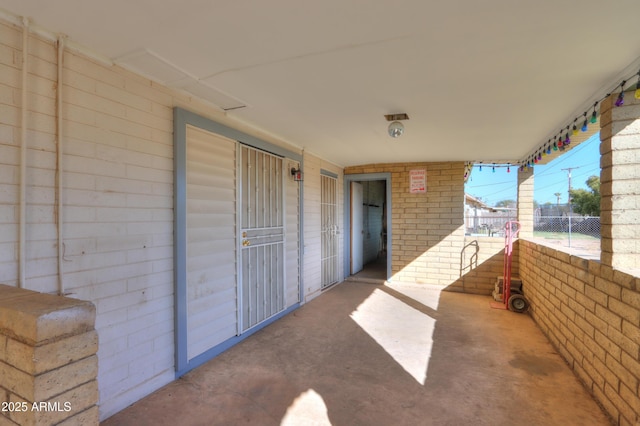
561;167;580;248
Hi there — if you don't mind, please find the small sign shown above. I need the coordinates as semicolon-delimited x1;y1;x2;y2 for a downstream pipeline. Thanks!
409;169;426;194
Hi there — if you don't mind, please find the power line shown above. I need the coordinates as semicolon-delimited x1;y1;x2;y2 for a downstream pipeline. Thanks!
534;134;599;178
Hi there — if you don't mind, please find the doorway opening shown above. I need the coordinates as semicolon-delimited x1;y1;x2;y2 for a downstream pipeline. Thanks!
346;175;390;282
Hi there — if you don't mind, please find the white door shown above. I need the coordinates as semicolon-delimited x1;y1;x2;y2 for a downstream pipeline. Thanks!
239;146;285;332
321;174;339;288
351;182;364;274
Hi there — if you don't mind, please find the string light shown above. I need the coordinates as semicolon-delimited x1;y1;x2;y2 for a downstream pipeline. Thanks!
614;80;626;107
590;102;598;123
510;67;638;175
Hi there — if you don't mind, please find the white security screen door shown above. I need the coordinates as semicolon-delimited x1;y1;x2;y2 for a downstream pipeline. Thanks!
321;174;339;288
239;146;286;332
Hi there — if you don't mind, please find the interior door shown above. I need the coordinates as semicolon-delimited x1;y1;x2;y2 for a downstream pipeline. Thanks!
239;146;285;332
321;174;339;288
351;181;364;274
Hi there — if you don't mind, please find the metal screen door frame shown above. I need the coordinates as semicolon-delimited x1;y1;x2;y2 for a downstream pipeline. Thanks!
237;145;286;334
321;173;339;288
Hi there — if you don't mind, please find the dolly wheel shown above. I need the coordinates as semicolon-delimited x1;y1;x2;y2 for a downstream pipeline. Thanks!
508;294;529;313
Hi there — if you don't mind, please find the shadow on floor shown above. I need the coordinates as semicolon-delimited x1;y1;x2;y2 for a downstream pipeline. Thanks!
102;282;611;426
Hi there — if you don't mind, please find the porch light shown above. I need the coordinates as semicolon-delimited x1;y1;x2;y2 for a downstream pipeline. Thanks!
384;113;409;138
388;121;404;138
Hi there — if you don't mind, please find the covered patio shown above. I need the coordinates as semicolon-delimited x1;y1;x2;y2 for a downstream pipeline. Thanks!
0;1;639;425
103;281;611;426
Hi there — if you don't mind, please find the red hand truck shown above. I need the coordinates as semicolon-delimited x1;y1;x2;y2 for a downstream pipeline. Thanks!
490;221;529;313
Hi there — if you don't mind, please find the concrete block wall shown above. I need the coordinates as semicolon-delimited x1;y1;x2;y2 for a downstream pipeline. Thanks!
519;240;640;425
345;162;465;287
0;284;98;425
455;236;519;295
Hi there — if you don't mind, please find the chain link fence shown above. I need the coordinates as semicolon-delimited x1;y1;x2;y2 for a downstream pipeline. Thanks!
465;205;601;239
465;204;601;258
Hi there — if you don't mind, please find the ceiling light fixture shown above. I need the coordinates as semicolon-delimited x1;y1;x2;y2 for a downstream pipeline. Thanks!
384;113;410;138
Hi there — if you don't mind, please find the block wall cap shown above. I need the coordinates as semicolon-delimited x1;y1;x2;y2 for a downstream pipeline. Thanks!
0;285;96;345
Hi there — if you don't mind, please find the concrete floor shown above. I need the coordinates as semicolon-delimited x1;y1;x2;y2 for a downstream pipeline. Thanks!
102;282;612;426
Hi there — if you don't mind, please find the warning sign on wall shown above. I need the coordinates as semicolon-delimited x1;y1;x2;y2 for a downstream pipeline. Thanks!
409;169;426;194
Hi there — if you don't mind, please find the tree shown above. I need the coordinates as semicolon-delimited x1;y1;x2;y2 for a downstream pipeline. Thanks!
494;199;516;208
569;175;600;216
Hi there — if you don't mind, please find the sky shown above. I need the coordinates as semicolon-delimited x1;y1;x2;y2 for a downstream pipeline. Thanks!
465;132;601;206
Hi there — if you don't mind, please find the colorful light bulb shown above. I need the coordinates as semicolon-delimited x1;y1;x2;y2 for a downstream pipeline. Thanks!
553;142;558;151
492;166;495;173
564;132;571;145
507;166;510;173
581;118;588;132
615;91;624;107
572;123;578;135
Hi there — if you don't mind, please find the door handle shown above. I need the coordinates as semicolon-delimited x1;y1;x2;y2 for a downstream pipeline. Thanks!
242;239;251;247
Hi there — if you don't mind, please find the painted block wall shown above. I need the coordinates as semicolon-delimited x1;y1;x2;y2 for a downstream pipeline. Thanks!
0;19;338;420
520;240;640;425
345;162;465;287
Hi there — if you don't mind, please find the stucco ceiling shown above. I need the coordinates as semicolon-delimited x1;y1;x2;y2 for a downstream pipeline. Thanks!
2;0;640;167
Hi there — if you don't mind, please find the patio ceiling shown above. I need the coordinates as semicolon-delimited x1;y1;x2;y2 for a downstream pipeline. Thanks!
2;0;639;167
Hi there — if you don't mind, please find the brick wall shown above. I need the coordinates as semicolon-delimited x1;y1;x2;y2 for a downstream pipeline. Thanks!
0;284;99;425
520;240;640;425
455;236;519;295
345;162;465;287
600;92;640;271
